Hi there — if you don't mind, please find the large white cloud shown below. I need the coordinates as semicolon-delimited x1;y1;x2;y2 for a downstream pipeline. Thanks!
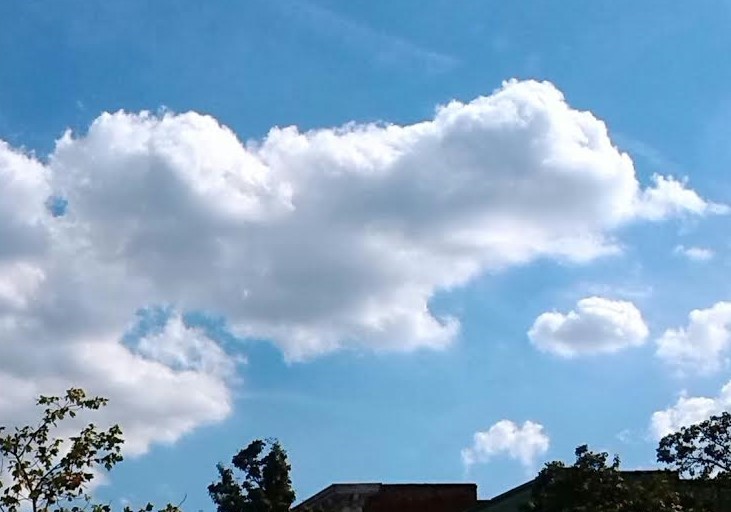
650;381;731;439
656;302;731;374
0;139;233;455
461;420;550;469
0;79;724;454
528;297;649;357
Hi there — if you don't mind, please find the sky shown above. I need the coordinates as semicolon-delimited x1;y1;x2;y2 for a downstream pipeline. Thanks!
1;0;731;509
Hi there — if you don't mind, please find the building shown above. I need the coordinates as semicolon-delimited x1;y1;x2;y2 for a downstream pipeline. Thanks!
469;471;731;512
292;483;478;512
295;474;731;512
462;481;531;512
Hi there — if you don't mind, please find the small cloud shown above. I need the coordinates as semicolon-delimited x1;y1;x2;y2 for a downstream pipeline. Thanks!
655;301;731;375
616;429;635;444
528;297;649;358
635;174;729;221
462;420;549;472
674;245;715;262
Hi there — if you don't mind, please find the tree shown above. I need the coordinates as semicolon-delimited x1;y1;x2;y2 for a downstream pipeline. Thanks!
208;439;295;512
0;388;180;512
657;412;731;480
522;445;686;512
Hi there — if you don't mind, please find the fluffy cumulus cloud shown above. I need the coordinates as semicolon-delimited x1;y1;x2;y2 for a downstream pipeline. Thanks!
528;297;649;357
0;79;724;453
462;420;550;470
656;302;731;374
0;139;233;455
651;381;731;439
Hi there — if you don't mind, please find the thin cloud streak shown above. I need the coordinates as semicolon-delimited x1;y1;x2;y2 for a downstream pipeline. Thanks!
270;0;458;74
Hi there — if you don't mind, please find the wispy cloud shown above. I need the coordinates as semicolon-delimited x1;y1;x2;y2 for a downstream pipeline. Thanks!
674;245;715;262
270;0;458;74
614;132;681;174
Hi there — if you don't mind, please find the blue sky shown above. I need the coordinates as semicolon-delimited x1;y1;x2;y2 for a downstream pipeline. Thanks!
1;0;731;510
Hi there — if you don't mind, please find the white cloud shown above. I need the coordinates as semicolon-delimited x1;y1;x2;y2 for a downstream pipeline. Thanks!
135;315;237;379
656;302;731;374
0;79;724;454
635;175;729;220
461;420;550;469
528;297;649;357
51;79;723;360
650;381;731;439
674;245;715;262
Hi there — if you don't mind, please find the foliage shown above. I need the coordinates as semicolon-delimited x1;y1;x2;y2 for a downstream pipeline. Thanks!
208;439;295;512
522;445;686;512
657;412;731;480
0;388;180;512
0;389;122;512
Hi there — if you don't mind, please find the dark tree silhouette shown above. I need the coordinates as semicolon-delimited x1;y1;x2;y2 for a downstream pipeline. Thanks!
657;411;731;480
523;445;686;512
208;439;295;512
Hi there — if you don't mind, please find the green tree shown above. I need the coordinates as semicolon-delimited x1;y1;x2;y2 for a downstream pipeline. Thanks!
657;412;731;480
0;388;180;512
208;439;295;512
656;412;731;512
522;445;686;512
